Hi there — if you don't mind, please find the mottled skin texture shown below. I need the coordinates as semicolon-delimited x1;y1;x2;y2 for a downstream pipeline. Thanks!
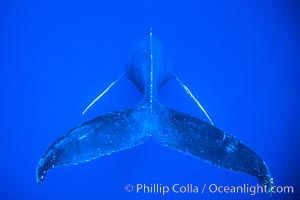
36;33;272;191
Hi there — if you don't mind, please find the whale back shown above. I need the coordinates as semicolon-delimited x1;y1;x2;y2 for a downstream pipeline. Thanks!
126;35;174;92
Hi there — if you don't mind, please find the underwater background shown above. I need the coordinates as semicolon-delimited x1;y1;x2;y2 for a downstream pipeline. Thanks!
1;0;299;199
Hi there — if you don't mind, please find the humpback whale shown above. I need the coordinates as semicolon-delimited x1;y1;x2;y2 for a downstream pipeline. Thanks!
36;29;273;191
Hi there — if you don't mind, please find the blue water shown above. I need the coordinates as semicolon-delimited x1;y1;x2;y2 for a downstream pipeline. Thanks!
1;0;299;199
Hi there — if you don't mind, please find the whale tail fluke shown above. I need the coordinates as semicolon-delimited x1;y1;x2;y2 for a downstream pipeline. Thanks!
36;106;148;184
154;106;273;191
37;103;272;191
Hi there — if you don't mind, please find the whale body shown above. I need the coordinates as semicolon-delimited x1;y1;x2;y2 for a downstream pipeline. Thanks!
36;30;272;191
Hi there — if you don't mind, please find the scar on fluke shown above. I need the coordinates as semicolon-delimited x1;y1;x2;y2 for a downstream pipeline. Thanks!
36;29;273;191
